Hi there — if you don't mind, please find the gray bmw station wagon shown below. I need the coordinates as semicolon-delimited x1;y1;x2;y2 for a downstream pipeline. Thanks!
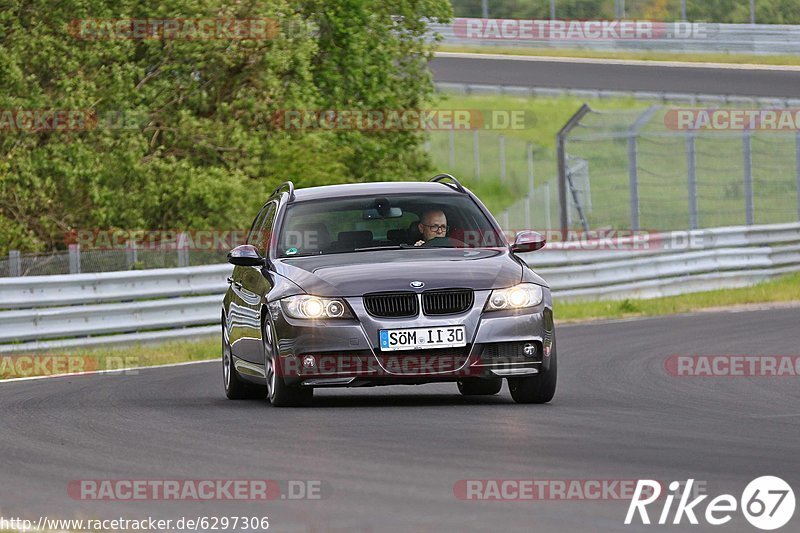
222;175;556;406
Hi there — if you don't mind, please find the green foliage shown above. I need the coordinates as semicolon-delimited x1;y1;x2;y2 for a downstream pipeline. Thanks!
0;0;451;254
616;299;640;313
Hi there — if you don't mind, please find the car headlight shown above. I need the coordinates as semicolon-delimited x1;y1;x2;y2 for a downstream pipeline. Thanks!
484;283;543;311
280;295;353;319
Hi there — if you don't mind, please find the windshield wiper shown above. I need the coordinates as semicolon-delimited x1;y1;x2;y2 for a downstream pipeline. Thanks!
280;251;323;258
352;244;415;252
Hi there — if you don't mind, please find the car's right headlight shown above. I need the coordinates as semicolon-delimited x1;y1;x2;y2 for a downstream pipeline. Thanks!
484;283;543;311
280;295;353;319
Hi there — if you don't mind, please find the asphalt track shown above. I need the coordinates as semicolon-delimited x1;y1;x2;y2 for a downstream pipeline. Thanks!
0;307;798;532
431;52;800;98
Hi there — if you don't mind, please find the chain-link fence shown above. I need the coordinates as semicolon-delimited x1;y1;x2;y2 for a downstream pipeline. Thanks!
557;105;800;231
1;245;227;278
426;129;561;231
426;104;800;234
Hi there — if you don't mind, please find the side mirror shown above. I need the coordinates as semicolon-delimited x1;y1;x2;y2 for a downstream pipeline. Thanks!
511;231;546;253
228;244;266;267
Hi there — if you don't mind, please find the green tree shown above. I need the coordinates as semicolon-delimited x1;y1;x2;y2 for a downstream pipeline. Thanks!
0;0;451;254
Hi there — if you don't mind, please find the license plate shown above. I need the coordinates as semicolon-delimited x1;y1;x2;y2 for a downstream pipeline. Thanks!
379;326;467;352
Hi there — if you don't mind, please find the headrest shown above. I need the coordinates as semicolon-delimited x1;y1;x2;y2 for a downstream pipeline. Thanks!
337;230;373;247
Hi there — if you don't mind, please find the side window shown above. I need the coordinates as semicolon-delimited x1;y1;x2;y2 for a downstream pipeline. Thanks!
246;204;269;246
252;202;276;257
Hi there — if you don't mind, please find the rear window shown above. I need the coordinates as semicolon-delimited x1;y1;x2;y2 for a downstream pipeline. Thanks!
276;193;503;257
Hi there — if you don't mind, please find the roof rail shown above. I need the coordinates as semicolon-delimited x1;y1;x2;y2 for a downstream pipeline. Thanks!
271;181;295;201
429;174;466;193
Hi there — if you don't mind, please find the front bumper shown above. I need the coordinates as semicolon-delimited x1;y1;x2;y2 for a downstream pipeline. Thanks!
268;290;555;387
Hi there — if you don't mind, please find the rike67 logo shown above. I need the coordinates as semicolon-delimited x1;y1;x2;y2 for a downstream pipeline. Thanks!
626;477;795;530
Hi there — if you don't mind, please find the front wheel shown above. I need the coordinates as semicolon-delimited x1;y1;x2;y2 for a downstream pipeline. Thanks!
507;353;557;404
457;378;502;396
223;320;264;400
266;354;313;407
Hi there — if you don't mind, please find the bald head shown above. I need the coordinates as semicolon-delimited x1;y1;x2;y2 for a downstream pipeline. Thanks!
418;209;447;241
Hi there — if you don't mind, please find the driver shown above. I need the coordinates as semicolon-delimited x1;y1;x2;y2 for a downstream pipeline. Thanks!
414;209;448;246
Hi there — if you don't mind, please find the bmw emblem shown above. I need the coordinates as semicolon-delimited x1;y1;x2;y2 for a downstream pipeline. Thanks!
410;281;424;288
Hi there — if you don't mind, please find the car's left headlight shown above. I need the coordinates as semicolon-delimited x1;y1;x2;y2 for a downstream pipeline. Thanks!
280;295;353;319
484;283;543;311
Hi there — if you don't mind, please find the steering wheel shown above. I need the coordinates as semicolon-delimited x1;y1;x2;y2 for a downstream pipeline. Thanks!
421;236;465;248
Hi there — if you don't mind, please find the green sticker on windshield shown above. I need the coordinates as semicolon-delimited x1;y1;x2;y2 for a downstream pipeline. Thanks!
286;247;298;255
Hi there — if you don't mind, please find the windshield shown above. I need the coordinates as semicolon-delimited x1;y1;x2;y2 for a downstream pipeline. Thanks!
276;193;504;257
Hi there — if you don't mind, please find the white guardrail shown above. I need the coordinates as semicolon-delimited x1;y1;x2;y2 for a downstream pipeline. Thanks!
1;222;798;352
433;20;800;55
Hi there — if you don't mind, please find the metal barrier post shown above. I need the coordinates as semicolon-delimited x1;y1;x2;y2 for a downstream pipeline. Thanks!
744;129;754;225
527;142;534;197
525;142;534;230
687;131;698;230
9;250;21;277
524;198;531;231
557;104;592;234
544;181;552;230
796;131;800;221
68;244;81;274
177;233;189;268
627;133;640;231
499;134;506;183
627;106;660;232
448;129;455;168
472;129;480;181
126;239;138;270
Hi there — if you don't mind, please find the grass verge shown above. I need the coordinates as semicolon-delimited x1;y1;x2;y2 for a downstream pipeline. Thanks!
556;272;800;322
0;338;217;381
438;45;800;67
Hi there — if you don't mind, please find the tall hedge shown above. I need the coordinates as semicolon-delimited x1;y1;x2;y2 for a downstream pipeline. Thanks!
0;0;451;253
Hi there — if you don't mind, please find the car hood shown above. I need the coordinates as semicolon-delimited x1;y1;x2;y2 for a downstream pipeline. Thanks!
274;248;538;297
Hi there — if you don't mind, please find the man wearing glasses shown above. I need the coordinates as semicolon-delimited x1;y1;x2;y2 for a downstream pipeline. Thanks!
414;208;448;246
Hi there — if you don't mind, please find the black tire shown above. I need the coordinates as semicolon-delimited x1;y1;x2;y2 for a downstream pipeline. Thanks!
266;353;313;407
457;378;503;396
507;353;557;404
222;318;264;400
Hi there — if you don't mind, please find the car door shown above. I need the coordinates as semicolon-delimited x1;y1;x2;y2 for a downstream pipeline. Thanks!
228;201;276;366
